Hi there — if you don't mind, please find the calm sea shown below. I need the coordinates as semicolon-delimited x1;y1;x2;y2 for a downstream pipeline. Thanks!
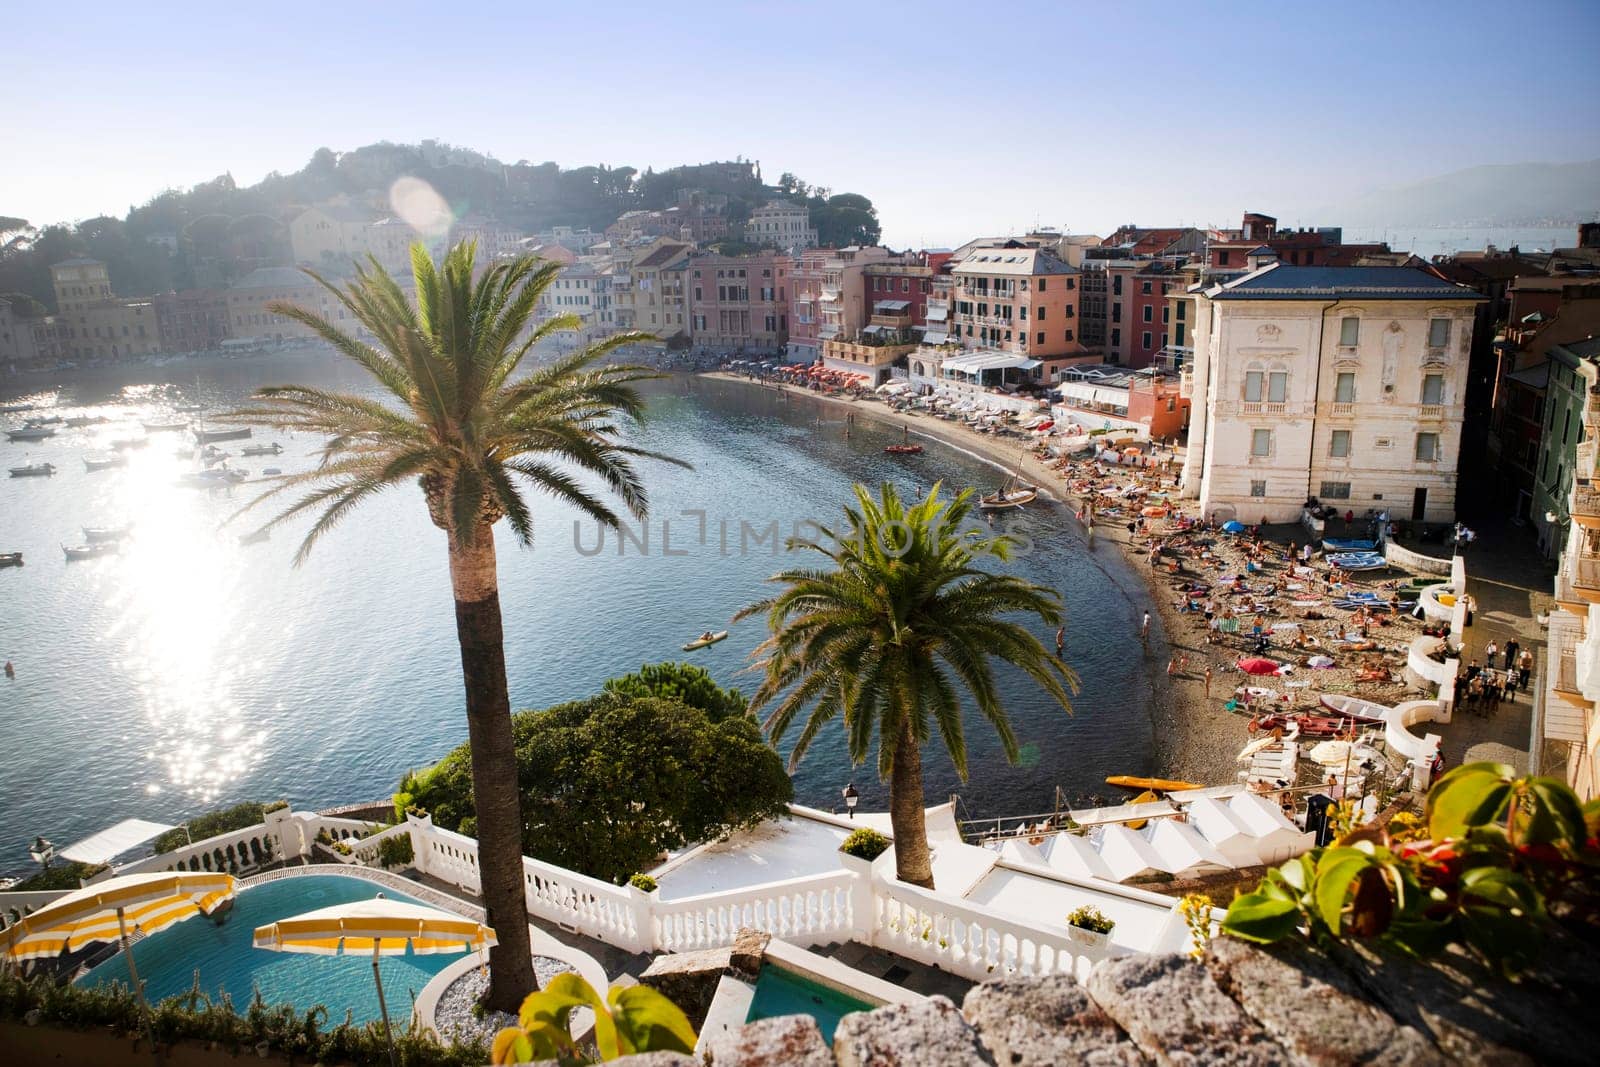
1341;225;1576;259
0;354;1161;874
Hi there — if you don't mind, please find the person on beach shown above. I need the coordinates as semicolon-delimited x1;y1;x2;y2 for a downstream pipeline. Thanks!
1141;610;1151;640
1203;665;1213;697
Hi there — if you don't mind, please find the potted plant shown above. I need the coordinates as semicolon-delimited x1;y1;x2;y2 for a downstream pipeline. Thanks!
628;872;658;897
838;827;890;876
1066;904;1115;948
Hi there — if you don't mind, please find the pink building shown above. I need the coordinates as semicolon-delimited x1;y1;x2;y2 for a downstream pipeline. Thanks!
688;251;793;352
789;248;831;360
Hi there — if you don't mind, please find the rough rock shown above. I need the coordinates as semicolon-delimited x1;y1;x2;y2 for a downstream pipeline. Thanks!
704;1014;833;1066
609;1054;698;1066
730;927;772;979
638;945;733;1029
834;995;994;1067
1086;953;1287;1067
962;973;1146;1066
1205;937;1442;1066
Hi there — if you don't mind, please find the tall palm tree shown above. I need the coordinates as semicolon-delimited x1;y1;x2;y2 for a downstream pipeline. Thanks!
230;241;682;1010
738;482;1078;888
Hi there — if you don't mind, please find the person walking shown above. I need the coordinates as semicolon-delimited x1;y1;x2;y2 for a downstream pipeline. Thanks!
1140;609;1151;640
1503;638;1520;670
1484;640;1499;667
1519;649;1534;688
1204;665;1213;698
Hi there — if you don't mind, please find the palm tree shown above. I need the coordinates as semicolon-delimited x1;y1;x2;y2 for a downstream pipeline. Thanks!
230;241;682;1010
738;482;1078;888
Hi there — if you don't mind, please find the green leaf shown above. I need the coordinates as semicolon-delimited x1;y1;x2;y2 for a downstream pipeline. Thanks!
1459;866;1543;918
1427;767;1513;840
1220;890;1301;944
1526;778;1587;847
1312;849;1376;934
608;985;698;1054
1277;854;1315;893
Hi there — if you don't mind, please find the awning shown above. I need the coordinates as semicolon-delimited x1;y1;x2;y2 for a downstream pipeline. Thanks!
874;299;911;312
818;325;841;339
1017;359;1042;370
940;349;1037;374
60;818;175;864
921;330;950;344
925;306;949;321
861;325;887;336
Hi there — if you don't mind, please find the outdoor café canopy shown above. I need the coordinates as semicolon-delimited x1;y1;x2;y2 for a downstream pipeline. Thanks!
0;871;239;961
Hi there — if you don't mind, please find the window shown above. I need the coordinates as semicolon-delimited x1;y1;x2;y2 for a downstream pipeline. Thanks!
1142;305;1153;323
1330;429;1351;458
1219;250;1231;266
1251;429;1271;456
1339;316;1359;347
1065;330;1073;342
1177;303;1186;322
1320;481;1352;500
1141;331;1152;350
1037;307;1046;321
1037;331;1046;344
1334;371;1355;403
1111;328;1120;348
902;278;910;292
1038;279;1047;292
1422;374;1444;405
1249;479;1266;497
1141;281;1152;294
1428;318;1450;348
1268;371;1287;403
1244;370;1263;402
1113;275;1123;296
1112;304;1122;323
1415;432;1439;462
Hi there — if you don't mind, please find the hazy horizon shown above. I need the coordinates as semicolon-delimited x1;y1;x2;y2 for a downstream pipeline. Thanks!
5;0;1597;247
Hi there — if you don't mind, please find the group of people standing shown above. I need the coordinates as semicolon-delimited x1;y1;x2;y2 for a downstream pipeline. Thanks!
1454;638;1532;713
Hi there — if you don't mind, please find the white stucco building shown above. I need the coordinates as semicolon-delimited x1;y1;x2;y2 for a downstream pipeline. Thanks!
1181;262;1482;523
747;200;817;253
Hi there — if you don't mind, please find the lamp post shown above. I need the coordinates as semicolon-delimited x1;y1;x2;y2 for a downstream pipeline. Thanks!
842;783;859;819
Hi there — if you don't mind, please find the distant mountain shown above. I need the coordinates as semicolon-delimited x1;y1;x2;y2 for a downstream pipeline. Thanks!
1319;160;1600;228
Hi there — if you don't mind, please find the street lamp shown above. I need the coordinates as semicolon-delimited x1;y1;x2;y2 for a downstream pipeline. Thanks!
842;783;859;819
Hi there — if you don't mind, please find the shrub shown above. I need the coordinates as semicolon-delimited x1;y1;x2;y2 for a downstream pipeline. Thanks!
15;861;106;891
376;834;414;870
628;873;657;893
152;802;266;854
1066;905;1115;934
262;800;288;814
332;841;353;856
601;662;748;721
840;827;890;862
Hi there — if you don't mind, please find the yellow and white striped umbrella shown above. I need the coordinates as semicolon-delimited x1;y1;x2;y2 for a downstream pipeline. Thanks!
252;898;496;957
0;871;238;962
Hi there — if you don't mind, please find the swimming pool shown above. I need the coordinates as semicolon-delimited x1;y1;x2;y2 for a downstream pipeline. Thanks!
78;874;461;1024
745;964;874;1043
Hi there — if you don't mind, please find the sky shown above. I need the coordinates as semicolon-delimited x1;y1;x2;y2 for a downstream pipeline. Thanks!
4;0;1598;248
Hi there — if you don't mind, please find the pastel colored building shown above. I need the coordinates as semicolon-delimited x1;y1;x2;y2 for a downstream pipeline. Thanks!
746;199;816;252
689;251;792;351
949;244;1087;360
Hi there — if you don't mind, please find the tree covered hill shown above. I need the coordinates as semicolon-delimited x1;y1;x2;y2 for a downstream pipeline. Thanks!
0;140;882;312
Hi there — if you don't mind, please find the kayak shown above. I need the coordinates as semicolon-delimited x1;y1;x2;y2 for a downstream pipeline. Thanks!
682;630;729;652
1105;774;1204;793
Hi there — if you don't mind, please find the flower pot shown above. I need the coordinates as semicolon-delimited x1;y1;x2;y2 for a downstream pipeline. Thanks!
1066;925;1108;949
838;850;876;878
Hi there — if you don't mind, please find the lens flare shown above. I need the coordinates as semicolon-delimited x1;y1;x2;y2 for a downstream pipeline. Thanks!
388;176;453;239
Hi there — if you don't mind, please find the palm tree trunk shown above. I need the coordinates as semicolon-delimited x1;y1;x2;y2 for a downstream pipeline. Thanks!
448;523;538;1012
888;720;935;889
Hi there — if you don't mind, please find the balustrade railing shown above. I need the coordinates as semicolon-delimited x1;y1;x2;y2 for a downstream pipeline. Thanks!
652;870;856;953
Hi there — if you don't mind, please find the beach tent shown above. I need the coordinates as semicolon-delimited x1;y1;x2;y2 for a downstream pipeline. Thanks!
1039;833;1117;882
1184;797;1271;867
1228;792;1314;860
1145;818;1235;874
1221;520;1247;534
1092;824;1165;882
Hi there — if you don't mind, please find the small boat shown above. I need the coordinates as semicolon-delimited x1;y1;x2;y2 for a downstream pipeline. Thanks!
111;437;148;451
241;442;283;457
142;420;189;433
24;415;62;427
682;630;729;651
1317;693;1390;724
1104;774;1204;794
62;542;119;562
884;444;924;455
0;552;22;568
83;453;128;472
192;426;252;444
5;427;57;442
979;475;1038;511
178;468;247;488
261;467;283;476
9;463;56;477
84;524;133;543
63;415;108;428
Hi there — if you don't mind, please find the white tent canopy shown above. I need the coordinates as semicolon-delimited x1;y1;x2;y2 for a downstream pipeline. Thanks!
60;819;175;864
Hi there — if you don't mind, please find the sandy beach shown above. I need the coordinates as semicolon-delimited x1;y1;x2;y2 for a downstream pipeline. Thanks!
703;371;1445;791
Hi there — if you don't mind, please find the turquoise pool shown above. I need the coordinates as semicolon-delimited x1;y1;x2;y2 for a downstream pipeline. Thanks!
746;965;874;1043
78;874;460;1024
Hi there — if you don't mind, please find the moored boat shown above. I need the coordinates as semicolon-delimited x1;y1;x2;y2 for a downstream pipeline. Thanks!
1104;774;1204;793
178;467;247;488
142;420;189;433
1317;693;1390;724
192;426;252;444
83;453;128;472
682;629;729;651
84;523;133;543
24;415;62;427
884;444;923;455
63;415;108;428
0;551;22;568
5;427;57;442
110;437;148;451
9;462;56;477
241;442;283;456
63;542;120;561
979;481;1038;510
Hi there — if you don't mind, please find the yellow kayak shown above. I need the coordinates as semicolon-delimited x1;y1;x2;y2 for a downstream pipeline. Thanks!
1125;789;1160;829
682;630;729;652
1105;774;1204;794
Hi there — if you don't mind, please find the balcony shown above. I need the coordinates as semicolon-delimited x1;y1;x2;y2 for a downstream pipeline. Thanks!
1572;483;1600;526
1578;440;1596;480
1328;401;1355;416
1418;404;1445;420
1585;399;1600;434
1242;401;1288;416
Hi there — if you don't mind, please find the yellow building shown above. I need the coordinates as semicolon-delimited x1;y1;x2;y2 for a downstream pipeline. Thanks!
290;204;422;272
47;258;161;360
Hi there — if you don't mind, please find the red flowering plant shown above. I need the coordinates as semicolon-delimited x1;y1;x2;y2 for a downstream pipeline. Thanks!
1221;762;1599;977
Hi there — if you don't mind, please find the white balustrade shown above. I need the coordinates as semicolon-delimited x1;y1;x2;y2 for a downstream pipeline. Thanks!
119;822;288;878
652;870;856;953
522;856;643;952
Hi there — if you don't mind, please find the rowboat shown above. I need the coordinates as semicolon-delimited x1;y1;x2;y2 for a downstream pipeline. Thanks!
0;552;22;568
9;463;56;477
192;426;252;444
62;542;119;562
83;454;128;472
241;442;283;456
682;630;729;651
5;427;56;442
1317;693;1390;724
884;444;923;455
142;420;189;433
1104;774;1204;793
84;524;133;543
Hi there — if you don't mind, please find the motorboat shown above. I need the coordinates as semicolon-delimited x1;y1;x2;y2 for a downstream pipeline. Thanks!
83;453;128;472
5;427;57;442
261;467;283;476
63;542;119;562
884;444;923;455
84;523;133;544
682;630;729;651
142;420;189;433
192;426;252;444
9;462;56;477
0;552;22;568
201;447;232;467
24;415;62;427
241;442;283;456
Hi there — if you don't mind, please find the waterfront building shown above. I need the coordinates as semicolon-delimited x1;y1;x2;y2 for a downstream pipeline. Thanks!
1081;259;1186;368
47;258;162;360
154;289;230;354
632;240;695;340
289;203;421;271
688;251;792;352
787;247;830;361
544;261;603;339
0;298;44;366
1204;212;1389;270
949;243;1087;361
225;266;351;342
531;225;603;253
818;246;894;347
1056;364;1190;440
745;199;816;252
1181;261;1482;524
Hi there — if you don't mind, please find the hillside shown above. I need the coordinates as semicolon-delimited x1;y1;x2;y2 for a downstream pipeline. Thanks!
1320;159;1600;228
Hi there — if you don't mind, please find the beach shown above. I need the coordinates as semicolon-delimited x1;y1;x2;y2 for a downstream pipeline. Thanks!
705;371;1444;791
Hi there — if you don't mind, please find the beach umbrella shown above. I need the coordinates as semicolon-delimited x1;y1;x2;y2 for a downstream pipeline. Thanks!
253;896;497;1067
1236;657;1283;676
0;871;240;1046
1221;520;1247;534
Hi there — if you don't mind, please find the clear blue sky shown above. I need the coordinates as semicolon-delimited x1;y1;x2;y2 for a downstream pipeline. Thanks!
4;0;1596;247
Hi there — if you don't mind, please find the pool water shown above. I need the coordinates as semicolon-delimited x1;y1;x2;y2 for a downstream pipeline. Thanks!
746;965;874;1043
78;875;460;1024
